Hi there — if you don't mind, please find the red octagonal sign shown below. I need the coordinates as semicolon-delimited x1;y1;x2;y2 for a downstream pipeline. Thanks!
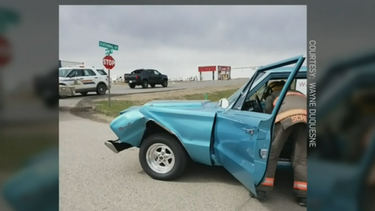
103;55;115;69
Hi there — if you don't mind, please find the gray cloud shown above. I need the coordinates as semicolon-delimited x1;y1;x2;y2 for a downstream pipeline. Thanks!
59;5;306;78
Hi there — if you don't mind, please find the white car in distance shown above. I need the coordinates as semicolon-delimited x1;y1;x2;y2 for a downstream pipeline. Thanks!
59;67;110;97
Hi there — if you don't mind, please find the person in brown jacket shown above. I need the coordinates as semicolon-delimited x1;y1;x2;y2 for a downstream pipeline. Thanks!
256;80;307;207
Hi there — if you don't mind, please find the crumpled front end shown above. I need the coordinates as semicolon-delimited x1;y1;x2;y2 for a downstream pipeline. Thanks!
105;100;219;155
105;106;147;153
143;100;211;108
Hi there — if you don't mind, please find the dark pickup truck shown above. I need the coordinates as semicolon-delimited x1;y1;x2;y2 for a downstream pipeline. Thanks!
124;69;168;89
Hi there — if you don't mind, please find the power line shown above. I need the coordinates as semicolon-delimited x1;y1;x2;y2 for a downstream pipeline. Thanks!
231;66;261;70
59;60;84;64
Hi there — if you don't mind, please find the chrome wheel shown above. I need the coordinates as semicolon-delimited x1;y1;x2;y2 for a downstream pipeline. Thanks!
139;133;189;180
146;143;175;174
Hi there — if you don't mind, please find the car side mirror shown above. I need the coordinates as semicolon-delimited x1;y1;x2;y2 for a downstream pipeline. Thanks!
218;98;229;109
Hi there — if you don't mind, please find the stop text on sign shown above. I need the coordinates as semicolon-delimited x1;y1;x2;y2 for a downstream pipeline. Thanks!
103;58;115;66
102;55;115;69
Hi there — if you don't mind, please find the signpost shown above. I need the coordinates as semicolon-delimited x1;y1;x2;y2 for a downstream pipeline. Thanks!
99;41;119;107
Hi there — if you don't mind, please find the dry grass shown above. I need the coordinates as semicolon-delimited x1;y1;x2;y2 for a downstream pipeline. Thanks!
94;85;242;117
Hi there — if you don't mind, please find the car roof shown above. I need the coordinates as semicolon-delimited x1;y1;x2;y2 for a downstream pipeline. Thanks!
265;66;307;74
59;66;96;69
131;69;158;72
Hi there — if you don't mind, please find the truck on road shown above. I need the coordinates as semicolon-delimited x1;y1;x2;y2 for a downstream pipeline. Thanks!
124;69;168;89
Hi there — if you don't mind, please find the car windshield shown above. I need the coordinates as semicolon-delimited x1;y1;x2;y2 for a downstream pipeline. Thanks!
227;83;246;105
226;72;266;105
59;69;72;77
96;69;107;75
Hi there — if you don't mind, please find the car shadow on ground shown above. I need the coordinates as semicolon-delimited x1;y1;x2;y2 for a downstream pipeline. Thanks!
263;169;297;197
173;162;296;196
177;163;242;186
136;163;302;209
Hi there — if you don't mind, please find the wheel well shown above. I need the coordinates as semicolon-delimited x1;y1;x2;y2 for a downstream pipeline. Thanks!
141;120;191;158
141;121;175;142
97;82;107;88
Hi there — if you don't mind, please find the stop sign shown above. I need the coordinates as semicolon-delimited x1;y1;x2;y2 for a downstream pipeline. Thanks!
0;36;12;67
103;55;115;69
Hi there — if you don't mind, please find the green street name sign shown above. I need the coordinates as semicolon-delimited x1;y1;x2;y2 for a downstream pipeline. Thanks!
99;41;119;51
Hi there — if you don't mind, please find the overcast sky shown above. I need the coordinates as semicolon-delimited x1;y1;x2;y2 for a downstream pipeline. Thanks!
59;5;306;79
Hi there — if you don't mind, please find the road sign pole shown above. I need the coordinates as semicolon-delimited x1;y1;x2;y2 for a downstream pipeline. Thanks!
108;69;111;107
100;41;118;108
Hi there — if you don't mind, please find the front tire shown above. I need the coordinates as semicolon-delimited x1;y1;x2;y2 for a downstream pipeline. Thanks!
96;83;107;95
139;133;188;181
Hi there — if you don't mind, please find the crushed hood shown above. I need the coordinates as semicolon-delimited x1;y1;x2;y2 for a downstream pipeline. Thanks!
144;100;211;107
119;100;218;115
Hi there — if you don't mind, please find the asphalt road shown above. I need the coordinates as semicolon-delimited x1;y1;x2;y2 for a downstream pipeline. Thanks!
59;111;306;211
59;79;248;108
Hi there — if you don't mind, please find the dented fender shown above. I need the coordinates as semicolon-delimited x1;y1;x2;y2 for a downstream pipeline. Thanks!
138;104;217;166
108;100;221;166
109;106;147;148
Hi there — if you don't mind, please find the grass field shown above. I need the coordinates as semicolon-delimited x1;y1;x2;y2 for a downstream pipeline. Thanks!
95;88;238;117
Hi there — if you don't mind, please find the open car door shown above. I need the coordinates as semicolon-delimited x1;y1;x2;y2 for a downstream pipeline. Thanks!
213;55;306;196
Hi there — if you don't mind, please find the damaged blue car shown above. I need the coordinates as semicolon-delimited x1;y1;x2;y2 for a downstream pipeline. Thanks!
105;55;306;196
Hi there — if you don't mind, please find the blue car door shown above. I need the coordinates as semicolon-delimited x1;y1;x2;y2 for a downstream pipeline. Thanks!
213;55;306;196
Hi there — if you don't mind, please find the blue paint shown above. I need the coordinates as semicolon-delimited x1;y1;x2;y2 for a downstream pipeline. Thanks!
107;55;306;196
